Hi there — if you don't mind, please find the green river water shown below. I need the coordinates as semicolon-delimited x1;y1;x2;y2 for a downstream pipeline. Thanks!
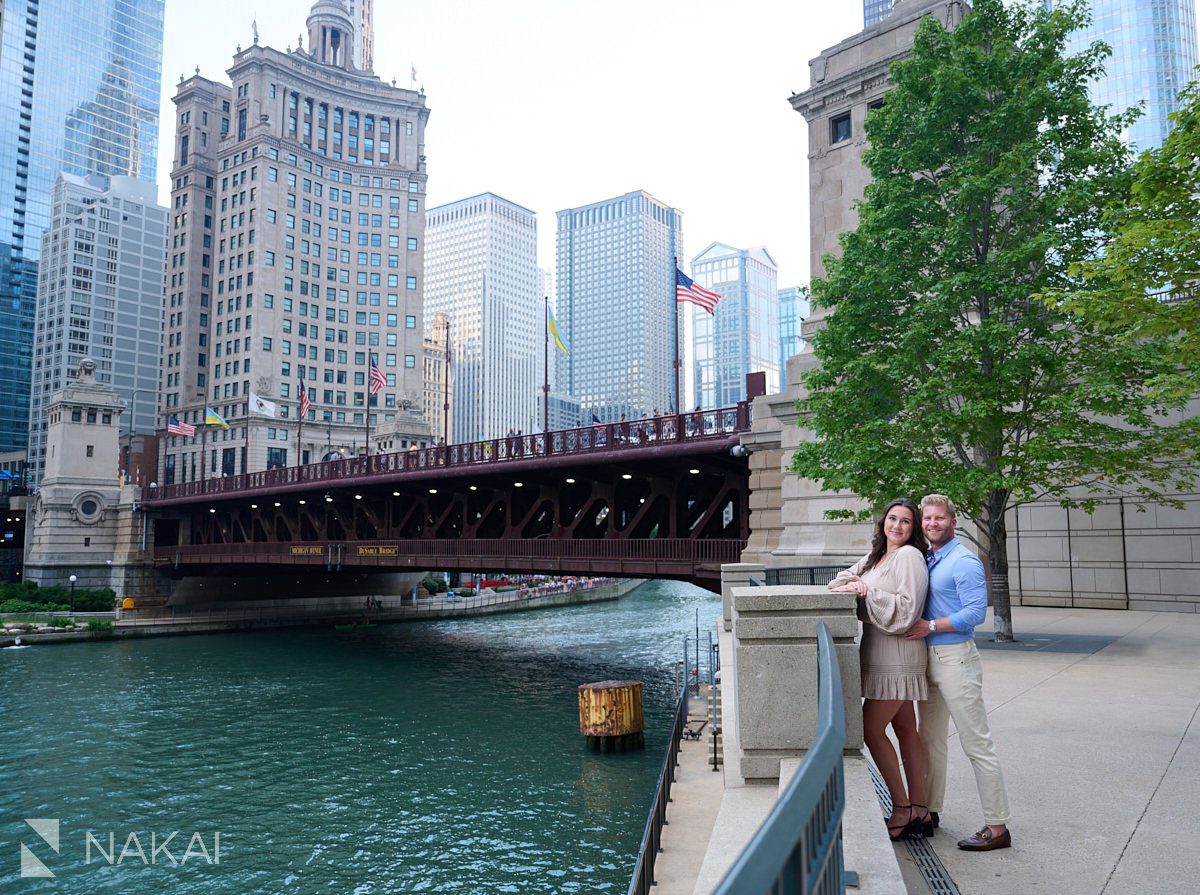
0;580;719;894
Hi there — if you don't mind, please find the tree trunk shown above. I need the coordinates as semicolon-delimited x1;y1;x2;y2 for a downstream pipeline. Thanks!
984;492;1014;642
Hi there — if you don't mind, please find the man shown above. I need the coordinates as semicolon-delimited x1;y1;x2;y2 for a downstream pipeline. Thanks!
903;493;1012;851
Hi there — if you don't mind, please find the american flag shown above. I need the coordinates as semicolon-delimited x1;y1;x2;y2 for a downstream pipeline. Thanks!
676;268;722;315
167;415;196;437
369;361;387;395
298;379;310;418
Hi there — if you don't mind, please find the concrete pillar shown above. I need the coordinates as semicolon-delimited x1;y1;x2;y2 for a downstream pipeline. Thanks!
730;584;862;784
720;562;764;632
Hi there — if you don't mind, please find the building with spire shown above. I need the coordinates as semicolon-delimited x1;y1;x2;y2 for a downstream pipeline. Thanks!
159;0;429;482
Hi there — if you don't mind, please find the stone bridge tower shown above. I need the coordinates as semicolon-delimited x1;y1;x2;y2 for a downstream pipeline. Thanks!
23;359;160;603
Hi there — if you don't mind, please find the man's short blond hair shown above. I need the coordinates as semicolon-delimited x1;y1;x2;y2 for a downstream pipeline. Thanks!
920;493;958;516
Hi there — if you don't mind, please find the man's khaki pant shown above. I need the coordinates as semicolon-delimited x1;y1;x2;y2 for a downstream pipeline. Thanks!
919;639;1011;825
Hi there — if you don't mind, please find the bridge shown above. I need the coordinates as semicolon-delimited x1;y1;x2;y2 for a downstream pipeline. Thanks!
143;404;754;586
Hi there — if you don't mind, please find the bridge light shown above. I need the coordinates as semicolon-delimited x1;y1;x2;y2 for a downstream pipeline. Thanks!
325;492;334;502
209;508;216;513
250;503;258;509
468;485;477;491
392;491;400;497
565;477;576;484
428;488;437;494
730;444;749;458
354;494;363;500
514;482;524;488
689;468;700;475
298;499;307;505
274;502;281;507
621;473;632;480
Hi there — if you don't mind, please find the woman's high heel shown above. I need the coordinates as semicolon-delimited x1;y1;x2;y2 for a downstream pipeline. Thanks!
911;803;934;837
887;805;920;841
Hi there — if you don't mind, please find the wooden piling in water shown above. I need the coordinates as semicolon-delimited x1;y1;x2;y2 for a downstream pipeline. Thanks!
578;680;645;751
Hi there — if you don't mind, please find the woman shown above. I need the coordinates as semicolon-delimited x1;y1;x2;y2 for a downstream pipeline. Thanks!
830;498;932;840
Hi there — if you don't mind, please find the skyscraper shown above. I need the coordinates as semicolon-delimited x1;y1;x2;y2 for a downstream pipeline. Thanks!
864;0;896;28
0;0;165;453
160;0;429;482
425;193;540;441
346;0;375;72
1057;0;1199;150
556;190;683;420
777;285;809;382
27;174;167;486
686;243;780;410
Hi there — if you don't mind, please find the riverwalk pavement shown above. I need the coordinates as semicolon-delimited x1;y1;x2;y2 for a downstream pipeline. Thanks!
657;605;1200;894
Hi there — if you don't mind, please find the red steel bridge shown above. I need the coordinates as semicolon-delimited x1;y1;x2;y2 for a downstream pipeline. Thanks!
143;404;754;586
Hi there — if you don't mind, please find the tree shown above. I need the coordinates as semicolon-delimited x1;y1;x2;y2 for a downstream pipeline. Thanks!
1049;81;1200;406
791;0;1197;640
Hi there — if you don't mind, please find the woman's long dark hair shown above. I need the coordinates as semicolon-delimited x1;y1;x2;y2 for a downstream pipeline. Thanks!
863;498;928;571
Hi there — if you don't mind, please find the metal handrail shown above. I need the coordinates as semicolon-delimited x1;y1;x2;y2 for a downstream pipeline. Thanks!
711;622;846;894
144;404;752;504
627;681;689;895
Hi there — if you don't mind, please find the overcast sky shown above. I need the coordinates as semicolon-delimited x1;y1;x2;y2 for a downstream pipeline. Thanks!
158;1;865;288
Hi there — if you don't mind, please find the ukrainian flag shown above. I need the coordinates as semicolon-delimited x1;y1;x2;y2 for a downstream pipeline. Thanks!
548;306;570;355
205;407;230;430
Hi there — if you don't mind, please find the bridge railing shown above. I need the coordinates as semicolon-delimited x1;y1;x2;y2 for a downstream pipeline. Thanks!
711;622;847;895
627;681;689;895
144;404;751;504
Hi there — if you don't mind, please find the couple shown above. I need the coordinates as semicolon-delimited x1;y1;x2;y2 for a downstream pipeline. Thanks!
830;494;1012;852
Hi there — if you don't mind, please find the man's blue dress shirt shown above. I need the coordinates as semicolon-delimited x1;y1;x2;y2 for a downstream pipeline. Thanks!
923;536;988;644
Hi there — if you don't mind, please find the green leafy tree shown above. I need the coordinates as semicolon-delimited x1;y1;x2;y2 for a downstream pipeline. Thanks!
791;0;1196;640
1049;80;1200;405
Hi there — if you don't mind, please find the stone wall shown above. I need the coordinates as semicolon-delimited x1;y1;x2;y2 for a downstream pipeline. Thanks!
1010;495;1200;613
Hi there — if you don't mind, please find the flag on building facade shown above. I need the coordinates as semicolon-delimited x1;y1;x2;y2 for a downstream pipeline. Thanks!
369;361;387;395
205;407;230;430
676;267;721;314
299;379;311;418
167;415;196;437
548;306;570;355
249;392;277;417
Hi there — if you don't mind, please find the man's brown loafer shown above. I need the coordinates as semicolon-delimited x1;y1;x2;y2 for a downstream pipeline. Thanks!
957;827;1011;851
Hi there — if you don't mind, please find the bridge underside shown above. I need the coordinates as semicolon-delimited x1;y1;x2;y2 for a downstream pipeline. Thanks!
153;445;748;587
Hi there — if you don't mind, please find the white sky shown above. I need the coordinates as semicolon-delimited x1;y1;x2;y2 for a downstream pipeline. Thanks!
158;1;864;289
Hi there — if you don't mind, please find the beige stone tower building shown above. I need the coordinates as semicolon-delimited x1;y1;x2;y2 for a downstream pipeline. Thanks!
160;0;429;482
741;0;965;567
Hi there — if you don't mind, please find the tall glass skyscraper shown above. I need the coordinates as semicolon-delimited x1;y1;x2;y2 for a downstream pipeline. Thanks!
0;0;165;453
777;285;809;382
686;243;780;410
556;190;683;421
426;193;541;441
1057;0;1198;150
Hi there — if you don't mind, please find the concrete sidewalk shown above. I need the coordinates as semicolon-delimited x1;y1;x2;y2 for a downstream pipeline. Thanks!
898;606;1200;894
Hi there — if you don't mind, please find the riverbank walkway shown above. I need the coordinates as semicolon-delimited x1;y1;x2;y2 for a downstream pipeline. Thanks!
658;605;1200;894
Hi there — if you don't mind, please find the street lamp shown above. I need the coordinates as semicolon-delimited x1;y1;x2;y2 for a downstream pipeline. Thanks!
69;574;77;615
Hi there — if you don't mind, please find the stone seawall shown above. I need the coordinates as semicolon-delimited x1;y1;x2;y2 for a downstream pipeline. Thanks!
0;580;646;646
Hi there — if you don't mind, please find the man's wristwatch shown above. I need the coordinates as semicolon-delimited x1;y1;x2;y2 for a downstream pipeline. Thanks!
928;619;937;633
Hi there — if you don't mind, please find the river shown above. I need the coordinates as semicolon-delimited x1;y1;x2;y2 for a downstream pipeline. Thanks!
0;579;719;893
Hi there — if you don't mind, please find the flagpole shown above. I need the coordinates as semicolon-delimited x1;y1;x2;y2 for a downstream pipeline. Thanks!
443;320;451;445
365;353;372;459
543;295;550;436
673;256;681;419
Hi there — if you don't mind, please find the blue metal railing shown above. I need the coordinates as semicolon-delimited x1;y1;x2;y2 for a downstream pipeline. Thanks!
626;681;689;895
711;622;847;894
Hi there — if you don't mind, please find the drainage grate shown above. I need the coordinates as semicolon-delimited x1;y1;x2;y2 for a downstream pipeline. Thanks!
870;765;961;895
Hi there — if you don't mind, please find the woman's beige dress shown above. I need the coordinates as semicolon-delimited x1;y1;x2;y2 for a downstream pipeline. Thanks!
830;544;930;701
